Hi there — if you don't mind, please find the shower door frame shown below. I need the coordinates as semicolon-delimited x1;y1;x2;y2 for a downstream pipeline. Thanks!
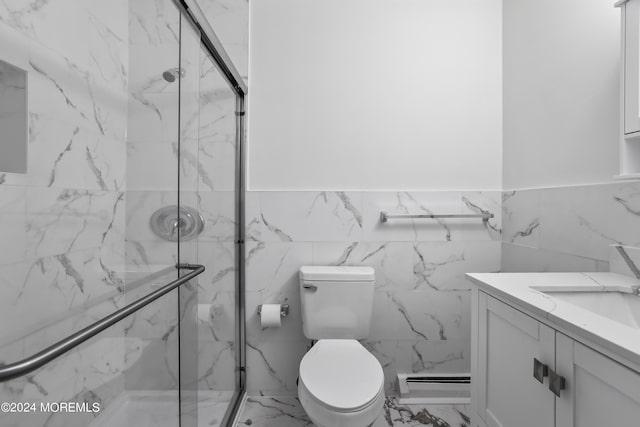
173;1;247;425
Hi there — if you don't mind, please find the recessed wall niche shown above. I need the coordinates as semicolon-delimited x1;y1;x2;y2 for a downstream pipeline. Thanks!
0;58;27;174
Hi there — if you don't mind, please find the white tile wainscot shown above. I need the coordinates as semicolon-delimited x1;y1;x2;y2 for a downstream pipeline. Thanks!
245;190;502;396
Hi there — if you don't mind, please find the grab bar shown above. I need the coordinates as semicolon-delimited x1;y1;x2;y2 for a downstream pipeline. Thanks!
380;211;494;223
0;263;205;383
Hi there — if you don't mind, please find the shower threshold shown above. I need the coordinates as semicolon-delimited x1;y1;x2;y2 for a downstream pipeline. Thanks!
89;390;233;427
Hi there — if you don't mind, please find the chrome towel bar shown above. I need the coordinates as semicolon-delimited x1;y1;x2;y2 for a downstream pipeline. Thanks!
380;211;494;223
0;263;205;383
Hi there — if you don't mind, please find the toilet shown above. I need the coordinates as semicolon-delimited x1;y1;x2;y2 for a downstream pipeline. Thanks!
298;266;385;427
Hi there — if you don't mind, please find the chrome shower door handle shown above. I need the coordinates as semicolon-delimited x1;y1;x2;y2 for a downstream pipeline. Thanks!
302;284;318;292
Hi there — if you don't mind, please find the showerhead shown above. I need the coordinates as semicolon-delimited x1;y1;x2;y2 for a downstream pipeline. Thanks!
162;67;185;83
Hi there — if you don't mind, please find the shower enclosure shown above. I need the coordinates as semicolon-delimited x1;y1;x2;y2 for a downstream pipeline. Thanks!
0;0;246;426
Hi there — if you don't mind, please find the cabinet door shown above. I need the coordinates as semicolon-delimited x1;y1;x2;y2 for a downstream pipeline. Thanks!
476;293;555;427
624;0;640;135
556;334;640;427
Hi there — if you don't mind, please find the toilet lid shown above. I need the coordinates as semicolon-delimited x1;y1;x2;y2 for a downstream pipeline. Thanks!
299;339;384;412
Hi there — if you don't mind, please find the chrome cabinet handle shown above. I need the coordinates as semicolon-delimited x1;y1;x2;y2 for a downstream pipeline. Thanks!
533;358;549;384
302;284;318;292
549;369;566;397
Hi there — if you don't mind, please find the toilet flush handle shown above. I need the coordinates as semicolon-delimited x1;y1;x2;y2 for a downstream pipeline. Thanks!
302;284;318;292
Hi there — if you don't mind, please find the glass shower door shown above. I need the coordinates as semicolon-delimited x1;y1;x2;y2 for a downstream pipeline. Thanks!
177;11;241;427
0;0;186;426
123;0;184;424
0;0;243;425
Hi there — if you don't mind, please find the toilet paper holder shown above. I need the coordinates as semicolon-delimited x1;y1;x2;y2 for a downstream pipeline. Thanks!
257;304;289;317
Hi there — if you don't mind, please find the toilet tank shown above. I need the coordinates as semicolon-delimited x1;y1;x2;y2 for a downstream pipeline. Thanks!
299;266;375;340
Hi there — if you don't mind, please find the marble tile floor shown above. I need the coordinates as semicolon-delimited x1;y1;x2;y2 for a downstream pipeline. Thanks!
235;396;471;427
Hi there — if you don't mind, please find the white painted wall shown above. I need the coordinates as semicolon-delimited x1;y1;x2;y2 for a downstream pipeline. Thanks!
248;0;502;190
502;0;620;190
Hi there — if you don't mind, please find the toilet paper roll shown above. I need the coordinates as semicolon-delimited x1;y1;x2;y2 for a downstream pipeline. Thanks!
260;304;282;328
197;304;213;324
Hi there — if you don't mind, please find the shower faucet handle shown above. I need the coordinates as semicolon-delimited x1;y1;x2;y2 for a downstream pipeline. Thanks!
170;217;187;236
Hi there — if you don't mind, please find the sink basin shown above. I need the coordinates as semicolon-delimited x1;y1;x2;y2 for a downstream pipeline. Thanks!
542;290;640;329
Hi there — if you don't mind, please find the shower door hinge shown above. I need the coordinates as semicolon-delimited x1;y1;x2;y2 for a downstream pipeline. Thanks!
235;111;245;116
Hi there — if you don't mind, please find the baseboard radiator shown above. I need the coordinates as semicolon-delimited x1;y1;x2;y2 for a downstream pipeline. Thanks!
396;373;471;404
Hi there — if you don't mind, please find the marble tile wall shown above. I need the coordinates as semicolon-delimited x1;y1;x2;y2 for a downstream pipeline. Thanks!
0;1;130;426
244;183;640;401
245;191;502;396
502;182;640;273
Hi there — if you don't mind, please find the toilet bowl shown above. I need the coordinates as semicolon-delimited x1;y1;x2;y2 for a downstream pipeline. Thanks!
298;339;385;427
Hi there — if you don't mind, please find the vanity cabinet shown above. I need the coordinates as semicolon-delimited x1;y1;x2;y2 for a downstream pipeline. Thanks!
472;291;640;427
555;334;640;426
475;294;555;427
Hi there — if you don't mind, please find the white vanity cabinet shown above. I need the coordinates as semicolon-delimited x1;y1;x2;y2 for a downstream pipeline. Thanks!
472;291;640;427
555;334;640;427
474;293;555;427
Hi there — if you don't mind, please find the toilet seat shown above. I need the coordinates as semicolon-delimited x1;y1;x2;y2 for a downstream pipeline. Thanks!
299;339;384;413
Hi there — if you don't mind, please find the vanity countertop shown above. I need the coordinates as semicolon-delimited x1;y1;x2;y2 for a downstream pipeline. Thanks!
466;272;640;370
